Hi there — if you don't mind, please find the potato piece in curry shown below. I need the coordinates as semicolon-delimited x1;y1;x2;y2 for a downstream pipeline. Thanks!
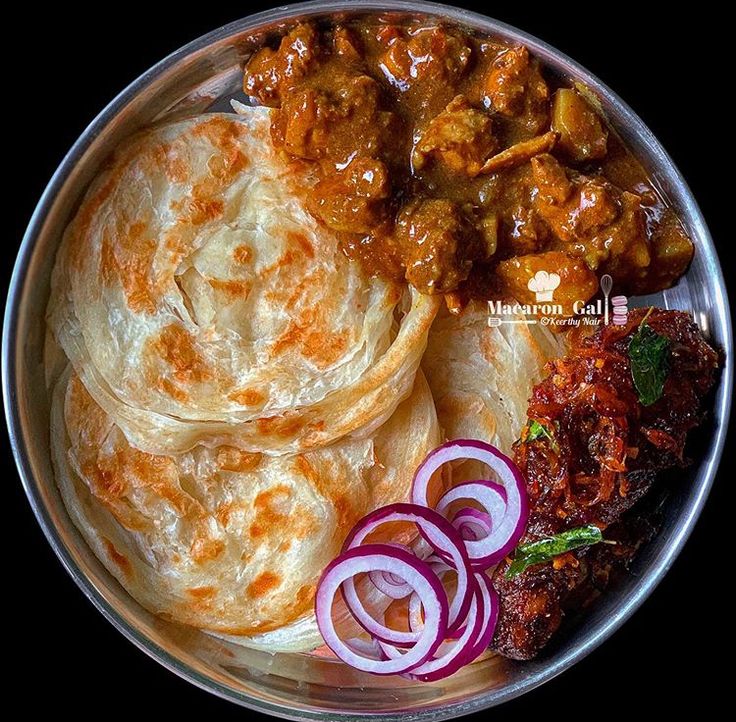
243;21;693;306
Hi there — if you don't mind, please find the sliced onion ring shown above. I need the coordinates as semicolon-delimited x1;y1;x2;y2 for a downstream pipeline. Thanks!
344;636;383;659
315;544;448;675
408;558;454;634
465;572;499;662
368;543;415;599
369;569;413;600
452;506;493;541
436;481;507;567
314;439;523;681
341;504;473;641
413;440;528;567
389;571;498;681
380;569;496;682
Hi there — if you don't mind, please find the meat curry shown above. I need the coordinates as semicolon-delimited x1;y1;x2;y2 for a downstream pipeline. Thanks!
243;20;693;309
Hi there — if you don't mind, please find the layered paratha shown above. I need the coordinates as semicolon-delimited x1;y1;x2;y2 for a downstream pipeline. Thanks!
52;369;439;648
422;302;564;478
49;108;438;455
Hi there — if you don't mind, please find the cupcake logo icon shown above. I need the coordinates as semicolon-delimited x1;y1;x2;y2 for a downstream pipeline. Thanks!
527;270;561;302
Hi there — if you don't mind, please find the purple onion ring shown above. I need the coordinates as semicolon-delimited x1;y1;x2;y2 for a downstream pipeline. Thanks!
315;544;448;675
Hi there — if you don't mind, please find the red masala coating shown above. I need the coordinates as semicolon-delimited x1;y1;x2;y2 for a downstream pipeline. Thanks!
491;308;719;659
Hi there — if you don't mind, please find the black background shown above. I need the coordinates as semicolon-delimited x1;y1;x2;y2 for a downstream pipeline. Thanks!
5;2;733;716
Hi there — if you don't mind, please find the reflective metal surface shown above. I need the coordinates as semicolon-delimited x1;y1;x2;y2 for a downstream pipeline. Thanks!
3;2;732;718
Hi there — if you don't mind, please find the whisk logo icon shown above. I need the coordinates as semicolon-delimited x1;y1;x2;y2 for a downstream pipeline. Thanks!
527;271;561;303
600;273;628;326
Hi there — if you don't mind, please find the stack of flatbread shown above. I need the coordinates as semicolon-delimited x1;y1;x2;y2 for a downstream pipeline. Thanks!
47;107;562;652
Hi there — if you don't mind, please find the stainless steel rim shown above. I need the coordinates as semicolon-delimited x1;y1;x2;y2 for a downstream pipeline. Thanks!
4;2;733;719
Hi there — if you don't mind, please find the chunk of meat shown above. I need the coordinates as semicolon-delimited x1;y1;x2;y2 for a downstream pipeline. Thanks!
551;89;608;162
395;199;481;294
378;26;471;92
483;46;550;133
340;231;405;281
589;191;651;273
492;559;577;659
412;95;497;177
491;309;720;659
532;154;617;236
531;154;650;276
505;203;550;255
332;25;362;63
307;157;390;233
271;75;395;162
530;153;572;203
496;250;599;314
244;24;320;106
479;131;558;175
493;515;656;659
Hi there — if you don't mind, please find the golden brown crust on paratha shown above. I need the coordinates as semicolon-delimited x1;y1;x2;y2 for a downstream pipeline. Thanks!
53;369;438;641
49;108;438;455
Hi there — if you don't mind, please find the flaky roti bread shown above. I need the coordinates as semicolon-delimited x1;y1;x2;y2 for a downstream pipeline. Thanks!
422;303;564;475
49;108;438;455
52;369;439;647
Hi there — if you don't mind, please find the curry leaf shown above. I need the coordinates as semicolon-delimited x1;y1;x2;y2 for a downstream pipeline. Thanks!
505;525;604;578
629;315;670;406
527;420;553;443
525;419;559;452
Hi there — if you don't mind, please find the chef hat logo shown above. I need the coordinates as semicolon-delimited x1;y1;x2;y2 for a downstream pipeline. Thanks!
527;270;561;302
